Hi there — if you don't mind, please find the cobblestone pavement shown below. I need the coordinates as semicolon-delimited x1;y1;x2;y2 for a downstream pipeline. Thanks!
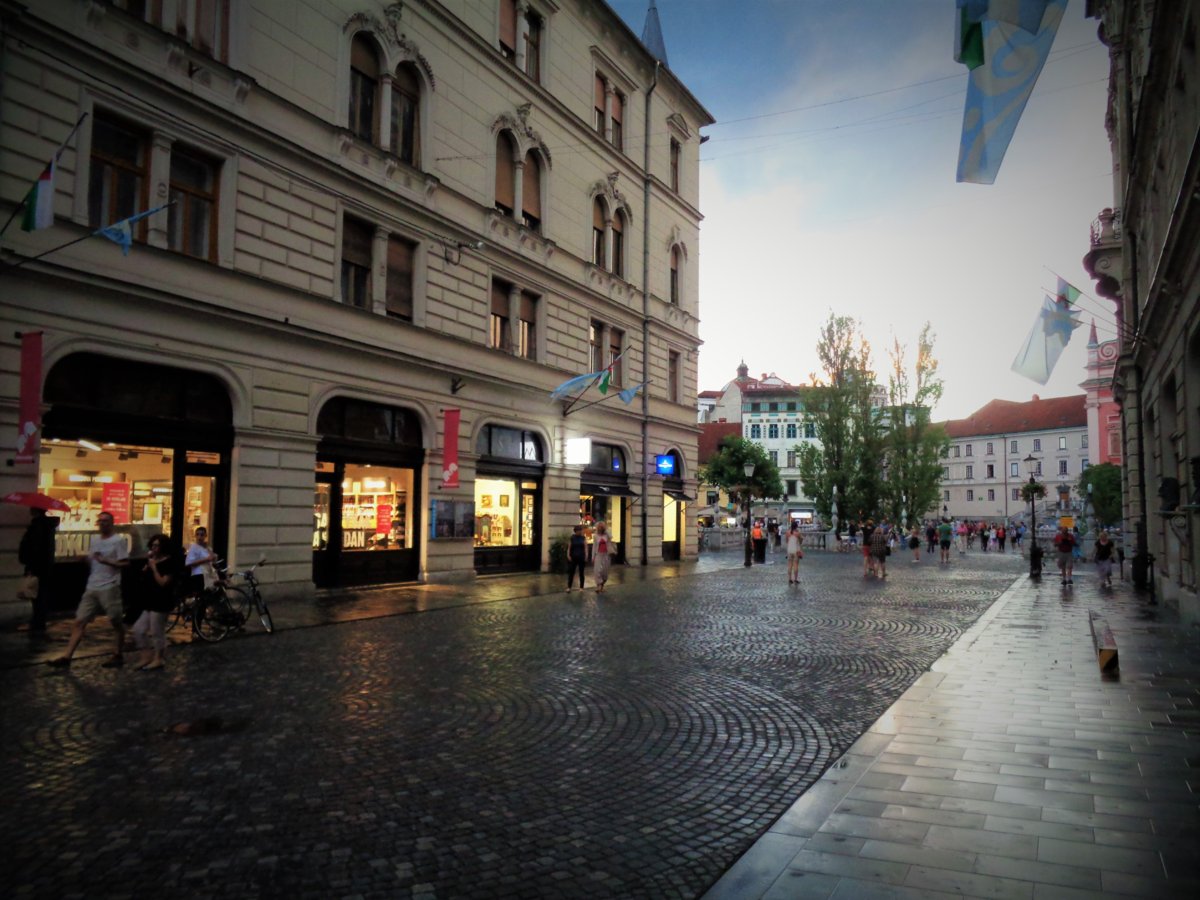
1;550;1024;898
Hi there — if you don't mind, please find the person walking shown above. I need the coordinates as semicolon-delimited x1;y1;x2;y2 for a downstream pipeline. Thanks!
48;511;129;668
869;521;889;578
938;517;954;564
861;519;876;577
593;520;612;593
908;525;922;562
925;520;937;555
956;520;968;554
786;521;804;584
847;519;859;550
566;524;587;592
184;526;218;597
18;507;58;640
1054;524;1076;585
1094;530;1115;587
978;522;990;552
997;524;1007;553
130;534;179;671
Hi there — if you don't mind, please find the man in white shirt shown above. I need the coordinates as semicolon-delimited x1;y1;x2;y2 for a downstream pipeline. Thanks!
49;511;130;668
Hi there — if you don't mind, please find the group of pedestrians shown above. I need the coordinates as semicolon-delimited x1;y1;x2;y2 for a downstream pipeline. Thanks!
17;508;219;672
566;520;613;593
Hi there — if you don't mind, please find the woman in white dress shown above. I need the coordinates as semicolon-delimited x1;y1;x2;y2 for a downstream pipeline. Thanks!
593;520;612;593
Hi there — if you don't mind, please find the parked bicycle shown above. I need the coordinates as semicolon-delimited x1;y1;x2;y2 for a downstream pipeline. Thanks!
217;556;273;635
169;556;272;642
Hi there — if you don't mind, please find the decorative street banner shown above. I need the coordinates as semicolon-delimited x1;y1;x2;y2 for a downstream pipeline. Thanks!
102;482;132;525
441;408;461;489
15;331;42;464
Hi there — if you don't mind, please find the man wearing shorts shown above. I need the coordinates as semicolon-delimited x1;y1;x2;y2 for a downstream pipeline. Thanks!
49;511;129;668
938;518;954;563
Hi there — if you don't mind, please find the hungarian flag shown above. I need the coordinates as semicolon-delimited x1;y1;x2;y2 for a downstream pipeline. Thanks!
598;350;625;395
1055;275;1082;305
20;159;55;232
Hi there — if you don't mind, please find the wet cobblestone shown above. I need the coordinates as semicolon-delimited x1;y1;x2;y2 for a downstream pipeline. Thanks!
0;552;1023;898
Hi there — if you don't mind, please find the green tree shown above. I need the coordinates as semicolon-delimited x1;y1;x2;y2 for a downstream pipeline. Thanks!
882;323;949;525
796;314;883;523
1078;462;1123;527
699;436;784;513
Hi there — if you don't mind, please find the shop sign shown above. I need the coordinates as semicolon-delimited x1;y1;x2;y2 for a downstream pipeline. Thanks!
16;332;42;464
102;482;133;525
655;454;676;476
565;437;592;465
376;504;392;535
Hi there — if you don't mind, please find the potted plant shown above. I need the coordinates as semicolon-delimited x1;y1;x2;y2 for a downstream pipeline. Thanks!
1020;481;1047;504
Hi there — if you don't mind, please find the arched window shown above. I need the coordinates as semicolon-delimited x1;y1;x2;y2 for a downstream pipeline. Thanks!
592;198;607;267
495;132;516;217
391;63;421;167
611;210;625;278
522;151;541;232
349;35;381;144
669;246;680;304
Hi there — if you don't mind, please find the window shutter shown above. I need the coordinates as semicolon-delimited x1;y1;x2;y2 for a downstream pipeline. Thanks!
386;236;415;320
611;92;623;125
593;199;605;230
500;0;517;50
611;210;623;235
495;134;515;211
342;217;373;267
194;0;217;54
594;74;606;114
520;291;537;323
351;35;379;77
521;153;541;219
491;281;510;316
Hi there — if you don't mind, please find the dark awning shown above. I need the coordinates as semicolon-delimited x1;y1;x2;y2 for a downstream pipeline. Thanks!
581;482;640;498
665;489;695;502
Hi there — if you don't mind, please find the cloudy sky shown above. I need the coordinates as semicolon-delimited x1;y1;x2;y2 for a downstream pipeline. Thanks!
608;0;1116;420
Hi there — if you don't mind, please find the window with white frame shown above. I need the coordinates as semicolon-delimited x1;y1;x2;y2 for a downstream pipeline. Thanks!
340;216;373;309
667;350;680;404
1058;435;1067;450
967;489;974;501
1010;462;1019;477
787;450;796;467
986;442;994;455
987;489;995;501
966;444;973;456
943;489;950;501
1033;438;1041;451
1059;459;1069;475
804;423;815;438
349;34;382;145
1010;439;1018;453
750;424;761;439
769;450;778;465
786;423;797;439
985;464;994;478
1012;488;1020;500
966;465;974;479
768;424;779;439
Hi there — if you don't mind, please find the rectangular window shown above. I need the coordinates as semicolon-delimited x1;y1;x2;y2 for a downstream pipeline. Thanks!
391;80;420;168
499;0;517;58
768;402;778;412
524;13;541;81
89;114;149;238
707;490;719;505
1059;459;1069;475
967;489;974;501
611;92;624;151
1081;434;1089;449
517;291;537;359
1108;431;1121;457
787;402;796;412
670;138;680;192
1010;440;1018;453
1058;436;1067;450
490;280;511;352
1082;458;1089;471
750;402;761;412
1035;461;1042;476
769;450;778;465
592;201;605;267
167;148;218;261
804;423;815;438
750;424;761;439
965;444;973;457
944;490;951;502
668;350;680;404
985;464;994;478
593;74;606;134
340;216;373;309
385;235;416;321
786;424;797;439
786;479;796;496
953;446;960;458
1010;462;1019;477
589;321;602;372
966;465;974;479
1012;488;1020;501
189;0;229;62
768;424;779;439
1033;438;1041;451
987;489;995;501
787;450;796;467
608;329;623;387
986;442;994;455
943;467;950;478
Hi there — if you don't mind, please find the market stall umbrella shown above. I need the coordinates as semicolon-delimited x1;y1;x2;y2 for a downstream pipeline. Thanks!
1;492;71;512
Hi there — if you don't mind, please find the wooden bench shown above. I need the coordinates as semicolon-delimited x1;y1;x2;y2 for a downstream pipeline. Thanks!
1089;610;1119;674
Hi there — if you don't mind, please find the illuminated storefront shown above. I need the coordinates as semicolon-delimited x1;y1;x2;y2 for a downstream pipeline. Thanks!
40;353;232;607
313;398;423;587
579;443;636;564
473;426;543;573
658;450;691;561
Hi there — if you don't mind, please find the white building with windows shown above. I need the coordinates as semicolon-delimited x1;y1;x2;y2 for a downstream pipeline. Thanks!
938;396;1089;524
0;0;713;612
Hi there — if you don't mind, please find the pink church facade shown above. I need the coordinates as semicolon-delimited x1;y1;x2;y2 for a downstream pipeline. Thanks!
1080;322;1122;466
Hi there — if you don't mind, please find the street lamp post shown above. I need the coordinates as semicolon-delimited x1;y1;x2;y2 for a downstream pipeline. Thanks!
743;461;755;568
1025;453;1042;577
831;483;839;541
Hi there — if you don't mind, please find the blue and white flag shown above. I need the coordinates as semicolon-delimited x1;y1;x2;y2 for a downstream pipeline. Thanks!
93;204;170;255
956;0;1066;184
550;370;603;401
1011;294;1082;384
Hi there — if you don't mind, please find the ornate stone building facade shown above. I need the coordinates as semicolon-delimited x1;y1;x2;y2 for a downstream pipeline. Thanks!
1083;0;1200;618
0;0;712;609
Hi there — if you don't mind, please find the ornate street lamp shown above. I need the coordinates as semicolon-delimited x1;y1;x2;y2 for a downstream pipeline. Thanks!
743;460;755;568
1024;453;1043;577
831;483;839;539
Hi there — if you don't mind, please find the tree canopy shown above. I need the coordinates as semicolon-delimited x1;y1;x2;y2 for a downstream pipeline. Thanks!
1078;462;1123;527
699;435;784;504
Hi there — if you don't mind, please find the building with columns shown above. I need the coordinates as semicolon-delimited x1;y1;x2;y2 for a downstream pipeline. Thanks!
1082;0;1200;618
0;0;712;612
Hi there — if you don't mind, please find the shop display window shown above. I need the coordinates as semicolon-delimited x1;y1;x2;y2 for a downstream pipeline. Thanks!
663;495;679;542
39;439;175;557
340;464;412;551
579;494;622;545
474;477;520;547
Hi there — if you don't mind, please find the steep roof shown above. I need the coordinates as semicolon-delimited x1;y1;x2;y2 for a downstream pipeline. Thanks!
640;0;668;65
697;389;723;399
942;395;1087;438
698;422;741;464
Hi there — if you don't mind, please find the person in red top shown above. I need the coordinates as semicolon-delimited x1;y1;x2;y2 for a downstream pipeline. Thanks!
1053;525;1076;585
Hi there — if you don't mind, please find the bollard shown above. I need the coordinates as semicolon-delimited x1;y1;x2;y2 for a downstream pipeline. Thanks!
1088;610;1119;674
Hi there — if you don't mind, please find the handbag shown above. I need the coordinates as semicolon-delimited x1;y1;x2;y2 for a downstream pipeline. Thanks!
16;573;38;600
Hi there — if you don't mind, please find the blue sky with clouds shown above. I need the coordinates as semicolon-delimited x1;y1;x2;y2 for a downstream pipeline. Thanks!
608;0;1115;420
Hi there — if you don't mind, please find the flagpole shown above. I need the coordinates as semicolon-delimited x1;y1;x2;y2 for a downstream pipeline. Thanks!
1;200;173;274
564;383;650;416
0;112;88;239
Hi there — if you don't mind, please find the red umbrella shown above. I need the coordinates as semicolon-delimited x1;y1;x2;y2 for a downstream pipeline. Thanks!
1;492;71;512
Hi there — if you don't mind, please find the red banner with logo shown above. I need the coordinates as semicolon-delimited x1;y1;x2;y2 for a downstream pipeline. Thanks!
16;332;42;464
102;482;132;525
440;408;460;489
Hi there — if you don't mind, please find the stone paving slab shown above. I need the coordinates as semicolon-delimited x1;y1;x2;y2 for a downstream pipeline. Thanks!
1;549;1020;898
705;569;1200;899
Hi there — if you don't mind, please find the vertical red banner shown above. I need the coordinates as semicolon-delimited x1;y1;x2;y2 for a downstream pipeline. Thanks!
441;408;460;489
15;332;43;464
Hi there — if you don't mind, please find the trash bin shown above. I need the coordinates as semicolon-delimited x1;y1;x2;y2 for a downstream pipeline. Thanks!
753;538;767;563
1030;543;1043;578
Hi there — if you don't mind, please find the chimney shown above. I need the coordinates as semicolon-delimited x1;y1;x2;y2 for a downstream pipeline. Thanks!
1032;394;1040;402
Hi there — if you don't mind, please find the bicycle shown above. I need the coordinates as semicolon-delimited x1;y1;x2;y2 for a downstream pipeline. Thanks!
218;556;273;635
178;557;272;642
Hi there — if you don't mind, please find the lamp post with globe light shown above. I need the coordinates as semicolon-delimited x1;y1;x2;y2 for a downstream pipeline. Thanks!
742;461;755;568
1025;453;1043;577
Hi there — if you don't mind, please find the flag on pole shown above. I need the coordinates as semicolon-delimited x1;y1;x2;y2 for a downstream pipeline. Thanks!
617;382;647;405
93;204;170;255
1011;294;1082;384
1054;275;1082;305
20;160;56;232
550;370;604;401
597;350;625;395
956;0;1067;184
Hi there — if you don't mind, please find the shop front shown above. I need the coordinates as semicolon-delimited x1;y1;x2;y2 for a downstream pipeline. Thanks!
313;397;423;587
579;443;636;565
658;451;691;562
40;353;232;609
474;425;544;573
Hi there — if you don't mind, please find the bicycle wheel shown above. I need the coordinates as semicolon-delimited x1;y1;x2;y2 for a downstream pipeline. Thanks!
254;591;274;634
193;590;232;642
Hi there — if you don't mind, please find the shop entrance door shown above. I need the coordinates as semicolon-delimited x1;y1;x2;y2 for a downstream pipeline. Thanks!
662;493;681;561
312;466;340;587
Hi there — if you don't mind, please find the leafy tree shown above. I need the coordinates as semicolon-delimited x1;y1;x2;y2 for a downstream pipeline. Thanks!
796;314;883;523
699;436;784;513
882;323;949;525
1078;462;1123;527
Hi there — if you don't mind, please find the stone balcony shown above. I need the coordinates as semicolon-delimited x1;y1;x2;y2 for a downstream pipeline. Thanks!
1083;206;1123;301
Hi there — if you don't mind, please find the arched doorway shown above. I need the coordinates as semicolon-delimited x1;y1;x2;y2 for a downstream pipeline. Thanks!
313;397;424;587
658;449;691;561
579;443;636;564
41;352;233;608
